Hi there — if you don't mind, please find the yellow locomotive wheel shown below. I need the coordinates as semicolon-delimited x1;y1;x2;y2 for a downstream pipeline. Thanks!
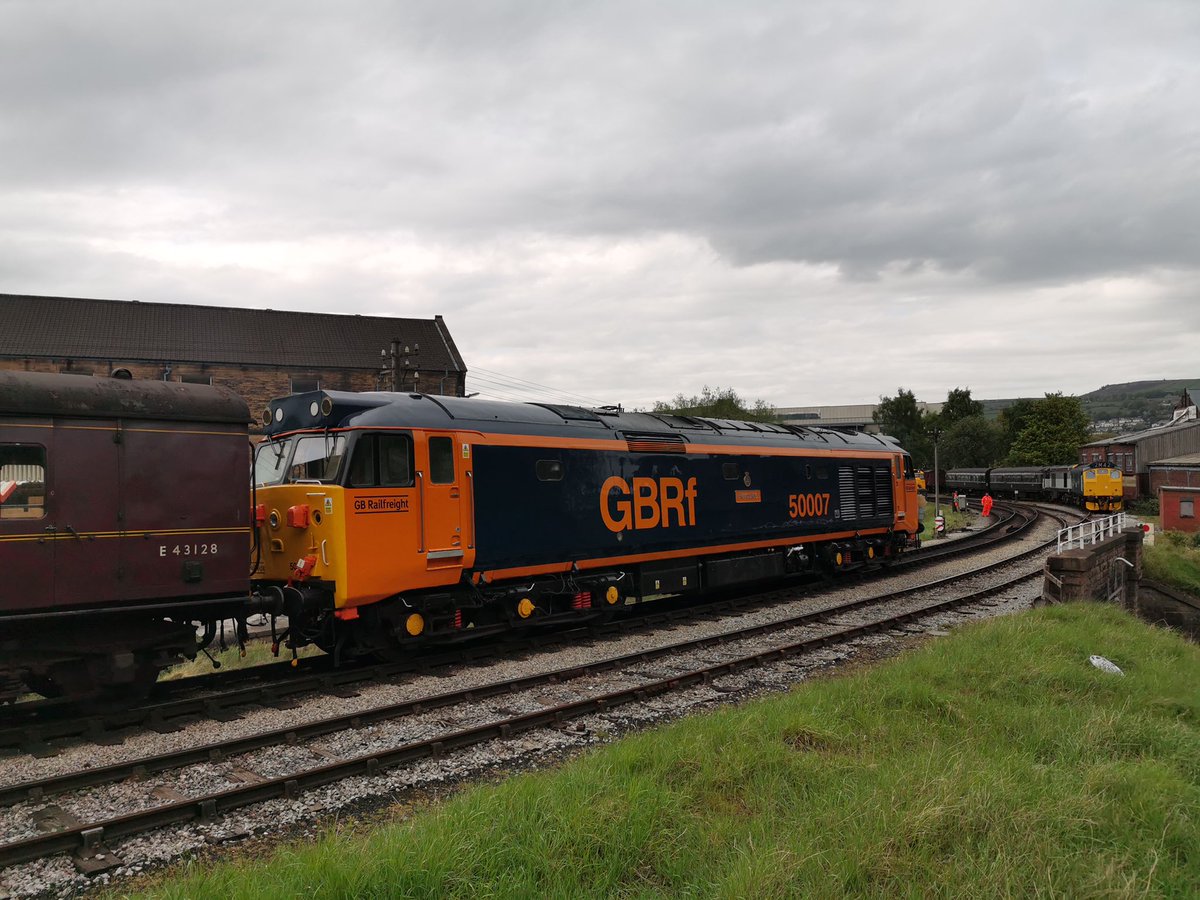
517;597;535;619
405;613;425;636
605;585;620;605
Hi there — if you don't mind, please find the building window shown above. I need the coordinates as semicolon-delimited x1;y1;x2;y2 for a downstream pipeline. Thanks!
290;378;320;394
1182;498;1195;519
179;374;213;385
0;444;47;520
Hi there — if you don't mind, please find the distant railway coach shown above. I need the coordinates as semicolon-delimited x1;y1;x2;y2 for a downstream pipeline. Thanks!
944;463;1123;512
252;392;922;660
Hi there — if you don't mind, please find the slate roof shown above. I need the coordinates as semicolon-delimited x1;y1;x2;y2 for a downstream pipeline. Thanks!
1148;453;1200;467
0;293;466;372
1082;419;1200;448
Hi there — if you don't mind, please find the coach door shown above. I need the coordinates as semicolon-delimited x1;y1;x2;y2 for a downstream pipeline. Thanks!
52;419;121;608
420;433;464;570
0;431;54;611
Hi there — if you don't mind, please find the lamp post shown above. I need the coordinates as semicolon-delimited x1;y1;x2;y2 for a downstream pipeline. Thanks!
929;427;942;536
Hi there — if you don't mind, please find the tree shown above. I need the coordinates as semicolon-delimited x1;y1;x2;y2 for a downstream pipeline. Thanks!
939;387;984;429
1005;393;1091;465
873;388;933;467
653;386;777;423
996;397;1039;459
939;415;1004;468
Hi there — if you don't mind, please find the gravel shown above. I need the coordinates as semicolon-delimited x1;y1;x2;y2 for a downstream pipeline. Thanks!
0;511;1061;898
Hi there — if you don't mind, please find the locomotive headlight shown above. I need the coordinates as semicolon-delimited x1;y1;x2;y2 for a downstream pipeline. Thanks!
262;408;272;426
309;401;320;418
268;510;280;530
321;395;334;416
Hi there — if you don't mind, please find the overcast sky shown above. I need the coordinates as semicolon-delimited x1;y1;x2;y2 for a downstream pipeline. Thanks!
1;1;1196;409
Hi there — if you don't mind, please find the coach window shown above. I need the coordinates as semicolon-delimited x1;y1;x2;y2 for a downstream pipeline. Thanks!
0;444;47;520
536;460;564;482
429;437;455;484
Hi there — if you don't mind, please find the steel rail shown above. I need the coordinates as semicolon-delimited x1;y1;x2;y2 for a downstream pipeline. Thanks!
0;506;1064;807
0;502;1043;753
0;562;1044;870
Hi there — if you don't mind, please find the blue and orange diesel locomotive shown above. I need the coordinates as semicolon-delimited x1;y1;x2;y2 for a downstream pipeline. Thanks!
252;391;922;660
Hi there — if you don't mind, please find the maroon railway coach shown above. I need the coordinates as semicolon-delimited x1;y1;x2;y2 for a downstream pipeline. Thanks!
0;371;253;697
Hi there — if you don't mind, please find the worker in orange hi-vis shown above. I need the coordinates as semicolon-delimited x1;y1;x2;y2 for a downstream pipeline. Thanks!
981;492;994;517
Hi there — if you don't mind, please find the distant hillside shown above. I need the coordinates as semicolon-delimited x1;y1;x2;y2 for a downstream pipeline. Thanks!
975;380;1197;432
1079;379;1197;431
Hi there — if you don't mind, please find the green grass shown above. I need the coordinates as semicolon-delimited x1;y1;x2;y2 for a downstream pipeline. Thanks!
131;603;1200;899
1144;531;1200;595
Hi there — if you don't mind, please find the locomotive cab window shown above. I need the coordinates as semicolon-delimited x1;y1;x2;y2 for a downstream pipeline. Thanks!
0;444;47;520
348;434;413;487
288;434;348;483
536;459;564;482
429;437;455;484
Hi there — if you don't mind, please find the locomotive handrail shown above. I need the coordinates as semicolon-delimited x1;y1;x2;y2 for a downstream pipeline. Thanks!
416;471;425;552
1055;513;1127;553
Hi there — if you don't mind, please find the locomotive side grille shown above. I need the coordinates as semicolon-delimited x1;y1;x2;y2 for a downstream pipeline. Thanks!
838;466;857;520
874;467;894;517
856;466;876;518
623;432;687;454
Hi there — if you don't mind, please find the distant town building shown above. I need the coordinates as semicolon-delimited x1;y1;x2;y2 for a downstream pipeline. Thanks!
776;401;943;433
0;293;468;433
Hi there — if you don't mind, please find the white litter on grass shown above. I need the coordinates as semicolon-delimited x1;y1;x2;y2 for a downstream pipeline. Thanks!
1089;655;1124;676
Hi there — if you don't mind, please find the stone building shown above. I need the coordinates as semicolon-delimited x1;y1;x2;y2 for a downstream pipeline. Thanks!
0;293;468;432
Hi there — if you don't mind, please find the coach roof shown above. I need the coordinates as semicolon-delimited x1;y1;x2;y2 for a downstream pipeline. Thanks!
0;370;251;425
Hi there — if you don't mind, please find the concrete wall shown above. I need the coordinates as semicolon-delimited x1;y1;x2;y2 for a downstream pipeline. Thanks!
1137;580;1200;640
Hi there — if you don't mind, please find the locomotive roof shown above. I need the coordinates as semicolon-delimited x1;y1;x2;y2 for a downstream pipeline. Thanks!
264;390;907;454
0;370;251;425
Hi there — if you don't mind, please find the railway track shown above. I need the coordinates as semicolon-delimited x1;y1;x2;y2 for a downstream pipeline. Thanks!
0;501;1034;755
0;503;1075;874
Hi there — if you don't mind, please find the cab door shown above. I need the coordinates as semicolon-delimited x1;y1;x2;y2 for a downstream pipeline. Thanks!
420;433;464;570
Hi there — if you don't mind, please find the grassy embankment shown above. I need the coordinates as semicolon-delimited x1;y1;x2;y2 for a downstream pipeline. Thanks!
1144;531;1200;595
136;602;1200;898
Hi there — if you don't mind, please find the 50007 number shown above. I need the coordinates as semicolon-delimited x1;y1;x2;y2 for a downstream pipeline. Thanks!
159;543;218;557
788;492;831;519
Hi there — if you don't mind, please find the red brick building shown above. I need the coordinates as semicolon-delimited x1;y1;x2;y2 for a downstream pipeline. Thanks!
1160;485;1199;533
1149;453;1200;495
0;293;468;433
